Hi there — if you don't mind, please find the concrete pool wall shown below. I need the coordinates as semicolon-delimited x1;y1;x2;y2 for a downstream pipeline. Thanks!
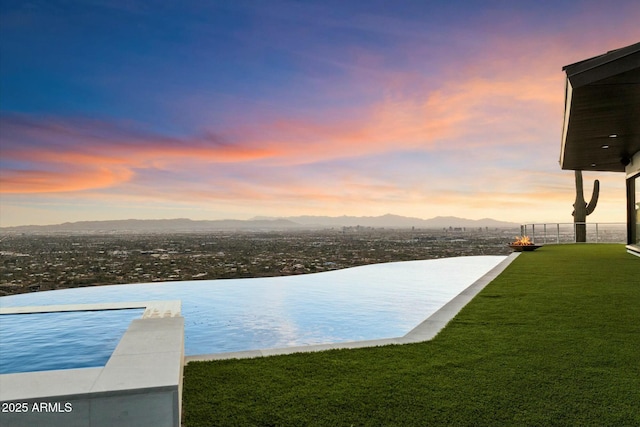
0;301;184;427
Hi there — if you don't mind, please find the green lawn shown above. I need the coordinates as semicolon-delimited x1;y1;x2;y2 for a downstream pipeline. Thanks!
183;244;640;426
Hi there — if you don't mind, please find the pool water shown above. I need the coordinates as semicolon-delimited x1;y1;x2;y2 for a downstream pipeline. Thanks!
0;309;143;374
0;256;505;359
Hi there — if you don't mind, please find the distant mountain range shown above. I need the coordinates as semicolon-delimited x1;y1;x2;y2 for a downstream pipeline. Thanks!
253;214;519;229
0;215;520;233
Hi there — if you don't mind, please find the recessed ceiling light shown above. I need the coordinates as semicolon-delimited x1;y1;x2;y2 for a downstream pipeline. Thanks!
609;134;618;138
601;144;610;149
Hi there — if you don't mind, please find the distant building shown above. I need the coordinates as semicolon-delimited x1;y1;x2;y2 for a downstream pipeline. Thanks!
560;42;640;256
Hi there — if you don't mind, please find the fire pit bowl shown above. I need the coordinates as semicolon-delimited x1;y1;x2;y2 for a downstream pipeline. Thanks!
509;236;542;252
509;244;542;252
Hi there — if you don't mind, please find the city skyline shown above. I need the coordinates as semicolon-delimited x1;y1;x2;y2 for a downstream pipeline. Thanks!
1;1;639;226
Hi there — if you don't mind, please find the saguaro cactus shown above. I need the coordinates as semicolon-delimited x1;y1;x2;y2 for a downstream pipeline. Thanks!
573;170;599;242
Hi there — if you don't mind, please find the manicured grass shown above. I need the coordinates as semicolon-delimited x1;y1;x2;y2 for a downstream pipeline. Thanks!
183;244;639;426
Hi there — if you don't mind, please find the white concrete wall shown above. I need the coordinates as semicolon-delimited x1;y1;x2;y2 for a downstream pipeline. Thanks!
1;387;179;427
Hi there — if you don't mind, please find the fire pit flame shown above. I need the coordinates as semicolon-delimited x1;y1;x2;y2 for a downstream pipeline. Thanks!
511;235;533;246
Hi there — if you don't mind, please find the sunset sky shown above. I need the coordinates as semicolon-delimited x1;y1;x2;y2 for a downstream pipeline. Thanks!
1;1;639;227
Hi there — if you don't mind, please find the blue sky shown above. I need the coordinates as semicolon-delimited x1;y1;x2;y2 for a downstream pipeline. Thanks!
1;0;639;226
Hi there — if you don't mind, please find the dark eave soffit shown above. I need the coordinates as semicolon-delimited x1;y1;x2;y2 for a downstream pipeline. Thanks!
560;42;640;172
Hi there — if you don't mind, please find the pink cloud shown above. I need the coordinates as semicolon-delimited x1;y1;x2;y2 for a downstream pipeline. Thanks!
0;167;133;194
0;115;285;194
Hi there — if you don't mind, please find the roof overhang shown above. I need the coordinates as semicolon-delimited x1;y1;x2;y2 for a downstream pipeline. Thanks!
560;42;640;172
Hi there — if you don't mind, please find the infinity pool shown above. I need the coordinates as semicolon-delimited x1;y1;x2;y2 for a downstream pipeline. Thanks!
0;256;505;361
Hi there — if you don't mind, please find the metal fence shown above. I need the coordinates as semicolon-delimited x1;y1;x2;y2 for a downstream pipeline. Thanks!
520;223;627;244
